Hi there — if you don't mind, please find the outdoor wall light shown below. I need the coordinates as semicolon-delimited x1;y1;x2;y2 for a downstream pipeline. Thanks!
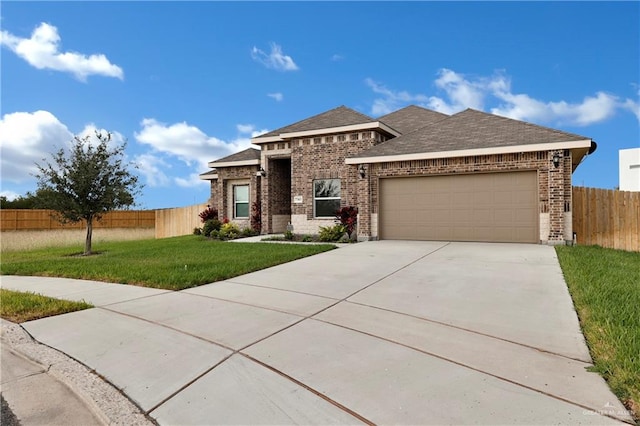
258;167;266;177
552;153;561;169
358;164;366;178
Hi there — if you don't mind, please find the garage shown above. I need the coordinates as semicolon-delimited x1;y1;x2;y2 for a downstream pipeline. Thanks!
379;171;538;243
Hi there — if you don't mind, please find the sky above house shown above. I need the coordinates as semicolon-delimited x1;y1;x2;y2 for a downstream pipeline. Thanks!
1;2;638;209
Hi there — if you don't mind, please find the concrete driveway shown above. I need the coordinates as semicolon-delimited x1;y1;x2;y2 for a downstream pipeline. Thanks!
2;241;633;424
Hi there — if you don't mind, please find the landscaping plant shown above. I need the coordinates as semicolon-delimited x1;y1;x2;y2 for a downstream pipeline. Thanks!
319;224;347;242
335;206;358;238
199;206;219;222
251;201;262;233
202;219;222;237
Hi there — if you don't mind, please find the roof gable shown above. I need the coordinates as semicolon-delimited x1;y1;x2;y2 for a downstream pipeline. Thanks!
254;105;374;139
351;108;590;159
378;105;449;134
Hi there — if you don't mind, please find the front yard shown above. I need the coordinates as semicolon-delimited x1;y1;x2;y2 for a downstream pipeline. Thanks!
556;245;640;421
0;235;335;291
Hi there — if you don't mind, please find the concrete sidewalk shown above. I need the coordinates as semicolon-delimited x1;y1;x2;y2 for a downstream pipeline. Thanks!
1;241;634;424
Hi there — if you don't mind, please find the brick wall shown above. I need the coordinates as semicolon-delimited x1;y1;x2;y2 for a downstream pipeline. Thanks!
208;165;260;226
288;131;384;234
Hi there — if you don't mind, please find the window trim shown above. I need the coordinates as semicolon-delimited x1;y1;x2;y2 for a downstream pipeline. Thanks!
313;179;341;219
233;184;250;219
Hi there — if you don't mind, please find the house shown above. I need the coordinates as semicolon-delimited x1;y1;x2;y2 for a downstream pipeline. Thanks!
619;147;640;191
200;105;596;244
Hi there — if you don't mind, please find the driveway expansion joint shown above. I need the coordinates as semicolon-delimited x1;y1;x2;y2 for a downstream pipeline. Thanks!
345;300;593;364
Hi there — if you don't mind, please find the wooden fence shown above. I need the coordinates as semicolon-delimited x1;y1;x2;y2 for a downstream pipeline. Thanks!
572;187;640;252
0;209;155;231
155;203;208;239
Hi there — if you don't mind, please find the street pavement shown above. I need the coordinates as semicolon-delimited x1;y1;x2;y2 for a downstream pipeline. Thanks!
0;241;634;425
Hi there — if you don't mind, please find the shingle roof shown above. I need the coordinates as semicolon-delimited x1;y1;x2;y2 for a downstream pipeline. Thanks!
255;105;374;138
378;105;449;134
211;147;260;164
351;108;590;159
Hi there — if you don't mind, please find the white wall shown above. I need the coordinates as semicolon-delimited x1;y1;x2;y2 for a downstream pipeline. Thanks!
619;148;640;191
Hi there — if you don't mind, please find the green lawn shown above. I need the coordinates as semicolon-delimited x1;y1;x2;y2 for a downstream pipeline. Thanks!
0;235;335;290
556;245;640;421
0;289;93;323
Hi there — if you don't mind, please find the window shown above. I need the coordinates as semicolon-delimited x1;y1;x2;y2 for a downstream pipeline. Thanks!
314;179;341;218
233;185;249;218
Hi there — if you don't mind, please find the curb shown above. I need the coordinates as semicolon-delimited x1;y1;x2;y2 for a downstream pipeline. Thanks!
1;319;154;426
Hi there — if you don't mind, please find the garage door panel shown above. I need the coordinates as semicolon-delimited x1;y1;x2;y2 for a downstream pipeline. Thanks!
379;172;538;243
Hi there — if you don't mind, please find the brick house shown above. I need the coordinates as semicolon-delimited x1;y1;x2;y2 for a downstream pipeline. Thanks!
200;105;596;244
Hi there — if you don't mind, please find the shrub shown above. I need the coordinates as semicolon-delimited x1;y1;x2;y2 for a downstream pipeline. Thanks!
202;219;222;237
241;227;259;237
199;207;218;223
284;230;294;241
335;206;358;238
193;227;202;235
219;222;240;240
319;224;347;242
251;201;262;233
302;235;313;242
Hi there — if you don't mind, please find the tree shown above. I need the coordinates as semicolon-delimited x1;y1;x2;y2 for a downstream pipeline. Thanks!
34;131;142;255
0;189;57;209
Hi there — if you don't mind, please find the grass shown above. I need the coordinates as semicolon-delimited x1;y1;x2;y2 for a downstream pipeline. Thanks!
0;235;335;290
1;228;155;252
556;245;640;420
0;289;93;323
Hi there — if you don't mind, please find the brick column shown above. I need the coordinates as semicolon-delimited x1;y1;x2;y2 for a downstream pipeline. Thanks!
548;150;565;243
356;164;372;241
260;169;271;234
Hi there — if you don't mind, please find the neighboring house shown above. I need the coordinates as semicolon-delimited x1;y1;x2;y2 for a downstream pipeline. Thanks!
619;147;640;191
200;105;596;245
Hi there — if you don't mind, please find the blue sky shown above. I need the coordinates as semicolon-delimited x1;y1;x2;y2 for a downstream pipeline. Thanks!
1;2;638;209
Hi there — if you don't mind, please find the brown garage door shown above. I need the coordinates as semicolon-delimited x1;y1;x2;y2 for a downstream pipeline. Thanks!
379;171;538;243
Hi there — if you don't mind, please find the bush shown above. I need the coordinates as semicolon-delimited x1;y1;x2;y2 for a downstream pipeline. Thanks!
335;206;358;238
193;227;202;235
284;230;294;241
251;201;261;233
202;219;222;237
219;222;241;240
302;235;313;242
319;224;347;242
199;207;218;223
241;227;259;237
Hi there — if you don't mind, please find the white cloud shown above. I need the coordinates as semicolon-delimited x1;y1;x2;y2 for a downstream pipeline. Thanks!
0;22;123;81
251;43;299;71
175;173;209;188
237;124;255;134
134;153;171;187
366;68;640;126
0;110;73;183
365;78;428;115
426;68;488;114
267;92;283;102
1;190;21;201
134;119;257;176
620;88;640;121
331;54;344;62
